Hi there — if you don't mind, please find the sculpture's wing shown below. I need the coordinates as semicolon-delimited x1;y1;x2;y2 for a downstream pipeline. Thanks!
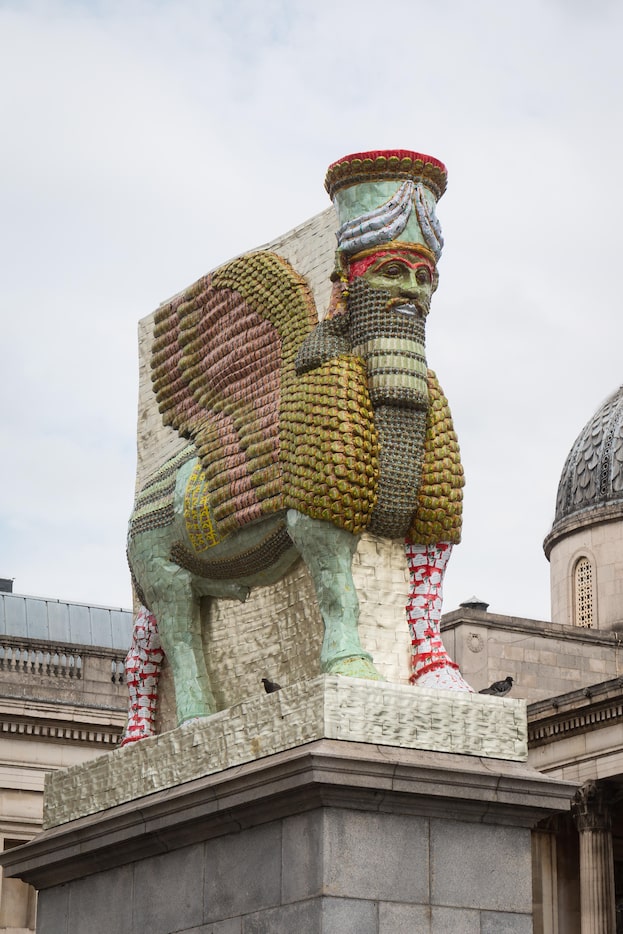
281;355;380;535
151;252;318;537
409;370;464;545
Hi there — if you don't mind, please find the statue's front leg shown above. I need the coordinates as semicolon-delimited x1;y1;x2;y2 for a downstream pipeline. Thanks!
286;509;384;680
405;541;473;691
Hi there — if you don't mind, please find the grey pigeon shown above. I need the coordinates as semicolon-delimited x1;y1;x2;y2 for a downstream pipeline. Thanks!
261;677;282;694
479;676;514;696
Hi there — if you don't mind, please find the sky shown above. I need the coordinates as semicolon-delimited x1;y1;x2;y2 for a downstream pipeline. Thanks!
1;0;621;622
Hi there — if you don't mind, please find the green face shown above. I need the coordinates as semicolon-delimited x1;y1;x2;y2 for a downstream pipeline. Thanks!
357;252;436;316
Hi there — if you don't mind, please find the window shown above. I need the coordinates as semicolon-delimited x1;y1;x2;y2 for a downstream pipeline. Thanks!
574;557;594;628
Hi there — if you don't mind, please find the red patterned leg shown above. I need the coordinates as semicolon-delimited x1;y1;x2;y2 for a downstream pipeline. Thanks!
121;606;165;745
405;541;473;691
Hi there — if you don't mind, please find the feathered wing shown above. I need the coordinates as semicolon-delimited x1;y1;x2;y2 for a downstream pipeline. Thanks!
408;370;464;545
280;355;380;535
151;251;318;539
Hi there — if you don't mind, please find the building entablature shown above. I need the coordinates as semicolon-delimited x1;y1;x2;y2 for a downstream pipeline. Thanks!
442;606;623;645
528;677;623;748
528;677;623;787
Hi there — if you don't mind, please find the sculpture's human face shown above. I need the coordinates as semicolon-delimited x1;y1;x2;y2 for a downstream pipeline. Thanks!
345;248;435;412
349;249;436;318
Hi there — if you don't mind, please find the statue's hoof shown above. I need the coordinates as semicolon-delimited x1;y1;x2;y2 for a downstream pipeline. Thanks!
178;711;215;727
410;665;474;692
325;656;385;681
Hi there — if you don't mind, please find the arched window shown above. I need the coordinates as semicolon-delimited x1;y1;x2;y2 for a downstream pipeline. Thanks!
574;557;594;628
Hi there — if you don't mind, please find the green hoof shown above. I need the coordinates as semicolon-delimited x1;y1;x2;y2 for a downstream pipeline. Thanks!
324;656;385;681
178;713;212;728
177;704;217;727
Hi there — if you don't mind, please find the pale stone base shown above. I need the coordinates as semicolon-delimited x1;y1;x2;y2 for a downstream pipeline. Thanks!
43;674;528;828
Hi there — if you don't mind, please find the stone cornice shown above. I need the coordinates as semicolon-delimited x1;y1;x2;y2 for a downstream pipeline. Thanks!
543;502;623;558
442;607;623;647
527;678;623;748
0;696;125;749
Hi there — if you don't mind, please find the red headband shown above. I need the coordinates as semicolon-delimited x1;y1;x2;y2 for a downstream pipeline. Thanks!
348;249;436;283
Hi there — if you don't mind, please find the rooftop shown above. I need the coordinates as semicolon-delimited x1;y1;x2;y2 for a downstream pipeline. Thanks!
0;591;133;651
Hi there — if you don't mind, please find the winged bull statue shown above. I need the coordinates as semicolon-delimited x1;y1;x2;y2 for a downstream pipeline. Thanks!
122;149;473;744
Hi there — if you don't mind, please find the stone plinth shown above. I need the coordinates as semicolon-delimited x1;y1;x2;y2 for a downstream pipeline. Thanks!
3;739;575;934
43;675;528;828
1;678;576;933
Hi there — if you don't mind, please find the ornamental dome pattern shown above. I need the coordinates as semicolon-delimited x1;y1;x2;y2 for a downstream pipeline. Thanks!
554;384;623;526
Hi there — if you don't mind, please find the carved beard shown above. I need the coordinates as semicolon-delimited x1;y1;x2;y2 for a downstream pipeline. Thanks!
346;276;429;411
344;276;429;538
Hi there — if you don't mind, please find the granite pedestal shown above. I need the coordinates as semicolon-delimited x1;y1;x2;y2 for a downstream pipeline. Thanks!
1;677;577;933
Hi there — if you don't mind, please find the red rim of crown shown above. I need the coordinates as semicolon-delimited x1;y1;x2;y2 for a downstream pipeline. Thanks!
325;149;447;200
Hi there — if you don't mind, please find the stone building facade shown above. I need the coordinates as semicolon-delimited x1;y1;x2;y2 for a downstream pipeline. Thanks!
0;584;132;932
440;382;623;933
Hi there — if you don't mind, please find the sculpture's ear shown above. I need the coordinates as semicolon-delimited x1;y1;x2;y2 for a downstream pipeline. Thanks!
294;261;352;375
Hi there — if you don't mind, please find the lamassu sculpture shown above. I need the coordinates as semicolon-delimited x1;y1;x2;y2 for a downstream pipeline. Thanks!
123;150;472;743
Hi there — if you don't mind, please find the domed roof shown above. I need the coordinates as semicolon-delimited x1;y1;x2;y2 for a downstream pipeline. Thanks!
553;384;623;530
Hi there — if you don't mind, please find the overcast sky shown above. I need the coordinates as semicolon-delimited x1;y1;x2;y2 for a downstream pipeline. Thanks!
1;0;621;624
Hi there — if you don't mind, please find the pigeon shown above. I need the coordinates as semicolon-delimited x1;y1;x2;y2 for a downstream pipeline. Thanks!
479;676;514;696
261;677;282;694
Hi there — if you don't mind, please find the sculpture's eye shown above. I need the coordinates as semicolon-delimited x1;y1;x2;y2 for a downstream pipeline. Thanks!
416;267;431;285
379;262;407;278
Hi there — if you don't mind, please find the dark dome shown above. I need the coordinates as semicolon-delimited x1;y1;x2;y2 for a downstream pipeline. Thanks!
553;384;623;527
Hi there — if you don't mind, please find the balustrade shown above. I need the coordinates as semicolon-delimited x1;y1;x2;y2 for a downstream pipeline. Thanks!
0;637;126;684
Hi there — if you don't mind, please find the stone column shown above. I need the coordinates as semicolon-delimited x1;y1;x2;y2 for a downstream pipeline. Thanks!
532;817;560;934
572;781;616;934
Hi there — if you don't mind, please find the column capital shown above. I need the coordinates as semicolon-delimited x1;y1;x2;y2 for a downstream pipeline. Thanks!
572;780;613;833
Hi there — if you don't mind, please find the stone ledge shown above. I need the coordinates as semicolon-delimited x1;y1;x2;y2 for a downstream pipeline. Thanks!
544;501;623;557
528;677;623;747
3;739;576;891
0;696;125;749
442;606;622;646
43;675;528;828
